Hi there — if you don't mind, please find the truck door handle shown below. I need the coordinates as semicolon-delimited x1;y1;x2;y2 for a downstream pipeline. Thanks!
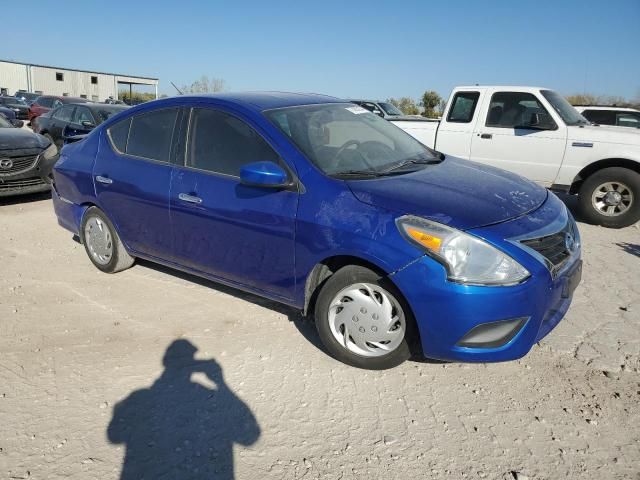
178;193;203;204
480;133;492;139
95;175;113;185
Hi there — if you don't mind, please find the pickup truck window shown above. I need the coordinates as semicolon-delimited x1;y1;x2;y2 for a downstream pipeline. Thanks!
447;92;479;123
541;90;589;126
486;92;555;129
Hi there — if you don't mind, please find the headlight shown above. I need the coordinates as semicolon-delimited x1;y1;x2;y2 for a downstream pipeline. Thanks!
40;142;58;161
396;215;530;286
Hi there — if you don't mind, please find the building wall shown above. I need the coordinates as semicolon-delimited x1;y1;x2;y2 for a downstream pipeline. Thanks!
0;61;157;101
30;66;117;101
0;61;28;95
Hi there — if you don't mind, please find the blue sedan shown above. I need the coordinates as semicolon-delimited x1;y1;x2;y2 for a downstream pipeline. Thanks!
51;92;582;369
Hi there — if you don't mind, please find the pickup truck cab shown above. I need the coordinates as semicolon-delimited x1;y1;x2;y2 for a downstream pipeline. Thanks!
392;86;640;228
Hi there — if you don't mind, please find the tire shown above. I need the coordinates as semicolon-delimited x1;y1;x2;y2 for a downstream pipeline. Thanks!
578;167;640;228
80;207;135;273
314;265;416;369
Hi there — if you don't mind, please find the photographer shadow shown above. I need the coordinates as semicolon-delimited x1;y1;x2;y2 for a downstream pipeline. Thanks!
107;339;260;479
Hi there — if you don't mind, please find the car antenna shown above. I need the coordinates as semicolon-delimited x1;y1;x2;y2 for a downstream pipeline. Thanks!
170;82;183;95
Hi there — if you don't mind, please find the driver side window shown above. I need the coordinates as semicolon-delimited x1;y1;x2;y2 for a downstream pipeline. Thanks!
486;92;556;129
53;105;74;122
72;107;94;125
186;108;280;177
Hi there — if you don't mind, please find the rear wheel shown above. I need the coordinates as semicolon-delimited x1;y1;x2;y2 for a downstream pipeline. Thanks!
80;207;134;273
578;167;640;228
314;265;415;369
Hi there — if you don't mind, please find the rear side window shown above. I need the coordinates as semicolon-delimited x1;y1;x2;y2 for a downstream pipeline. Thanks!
126;108;178;162
107;118;132;153
447;92;479;123
186;108;279;176
581;109;616;125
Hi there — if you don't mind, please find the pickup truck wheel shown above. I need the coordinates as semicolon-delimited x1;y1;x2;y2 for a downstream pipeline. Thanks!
314;265;416;369
578;167;640;228
80;207;135;273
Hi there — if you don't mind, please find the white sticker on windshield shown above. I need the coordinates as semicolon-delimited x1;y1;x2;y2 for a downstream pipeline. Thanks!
345;106;369;114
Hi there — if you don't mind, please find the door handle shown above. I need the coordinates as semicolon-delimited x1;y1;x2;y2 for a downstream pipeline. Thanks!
178;193;203;204
95;175;113;185
480;133;493;139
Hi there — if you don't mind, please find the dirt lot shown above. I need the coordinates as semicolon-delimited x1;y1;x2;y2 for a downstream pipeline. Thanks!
0;193;638;479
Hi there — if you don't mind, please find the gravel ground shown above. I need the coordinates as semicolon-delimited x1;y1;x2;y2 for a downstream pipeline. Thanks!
0;193;638;479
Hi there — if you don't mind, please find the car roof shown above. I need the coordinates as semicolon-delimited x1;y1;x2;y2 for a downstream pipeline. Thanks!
174;91;344;111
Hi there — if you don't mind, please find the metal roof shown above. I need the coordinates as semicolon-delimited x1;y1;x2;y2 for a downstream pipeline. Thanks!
0;58;158;81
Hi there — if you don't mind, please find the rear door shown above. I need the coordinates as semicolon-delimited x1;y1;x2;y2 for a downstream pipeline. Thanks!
93;107;181;259
470;90;567;185
169;106;298;300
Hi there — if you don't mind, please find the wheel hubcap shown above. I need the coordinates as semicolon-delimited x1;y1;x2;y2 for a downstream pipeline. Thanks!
592;181;633;217
84;216;113;265
328;283;406;357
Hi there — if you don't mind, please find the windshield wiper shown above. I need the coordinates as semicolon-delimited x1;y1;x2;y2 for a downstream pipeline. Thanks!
331;169;384;178
379;156;442;174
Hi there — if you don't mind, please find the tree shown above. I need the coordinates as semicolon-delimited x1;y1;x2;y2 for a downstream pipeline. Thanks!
118;91;156;105
181;75;226;94
420;90;442;118
566;93;632;107
387;97;420;115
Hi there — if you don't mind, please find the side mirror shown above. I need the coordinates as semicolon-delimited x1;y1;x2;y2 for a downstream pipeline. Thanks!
81;120;95;128
11;119;24;128
240;161;290;188
372;109;383;117
529;112;555;130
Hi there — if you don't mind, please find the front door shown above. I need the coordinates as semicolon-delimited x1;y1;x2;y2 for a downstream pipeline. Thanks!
169;107;298;300
470;90;567;186
49;105;76;148
93;107;180;259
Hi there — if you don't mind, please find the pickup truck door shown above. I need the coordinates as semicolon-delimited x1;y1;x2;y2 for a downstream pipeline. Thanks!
469;90;567;186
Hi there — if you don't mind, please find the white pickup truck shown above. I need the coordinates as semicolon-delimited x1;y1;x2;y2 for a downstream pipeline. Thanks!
391;86;640;228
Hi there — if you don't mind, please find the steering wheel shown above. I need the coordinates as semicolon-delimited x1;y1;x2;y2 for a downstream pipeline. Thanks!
333;140;361;162
357;141;396;161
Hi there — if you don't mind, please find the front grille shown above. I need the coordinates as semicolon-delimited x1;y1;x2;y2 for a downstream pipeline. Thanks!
520;219;578;275
0;177;46;190
0;155;38;175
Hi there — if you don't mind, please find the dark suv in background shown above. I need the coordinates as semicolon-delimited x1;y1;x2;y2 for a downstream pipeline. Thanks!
36;103;129;148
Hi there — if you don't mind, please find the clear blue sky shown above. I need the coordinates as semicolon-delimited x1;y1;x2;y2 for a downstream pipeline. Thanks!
2;0;639;101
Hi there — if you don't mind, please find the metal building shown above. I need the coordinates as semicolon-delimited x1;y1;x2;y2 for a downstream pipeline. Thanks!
0;59;158;101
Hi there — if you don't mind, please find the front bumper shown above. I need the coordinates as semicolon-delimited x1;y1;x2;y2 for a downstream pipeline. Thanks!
390;194;581;363
0;151;52;197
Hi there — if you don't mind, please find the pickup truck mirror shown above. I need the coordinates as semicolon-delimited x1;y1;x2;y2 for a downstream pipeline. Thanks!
528;112;556;130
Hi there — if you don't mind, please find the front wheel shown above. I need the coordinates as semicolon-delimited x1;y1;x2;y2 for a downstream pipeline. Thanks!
314;265;416;369
80;207;135;273
578;167;640;228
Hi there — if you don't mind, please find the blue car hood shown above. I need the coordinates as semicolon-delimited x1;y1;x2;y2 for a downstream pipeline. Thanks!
347;157;548;230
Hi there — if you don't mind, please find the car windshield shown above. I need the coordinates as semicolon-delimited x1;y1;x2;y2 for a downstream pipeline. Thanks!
378;102;403;116
92;106;129;123
1;97;25;105
265;103;439;177
541;90;589;126
0;116;13;128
